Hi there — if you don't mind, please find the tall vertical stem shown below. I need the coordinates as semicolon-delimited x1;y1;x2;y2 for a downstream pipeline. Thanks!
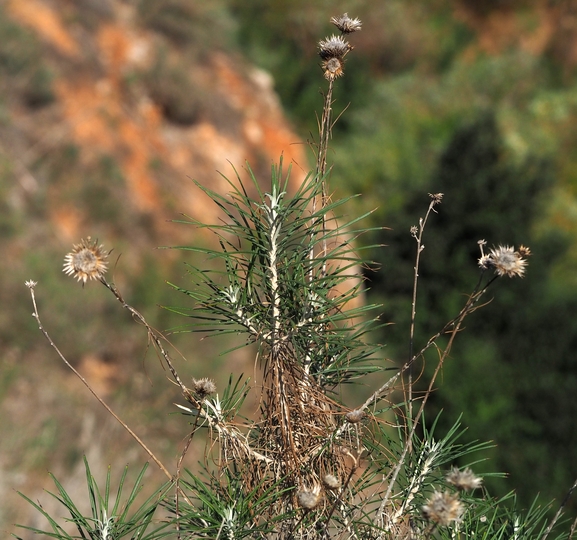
310;78;334;283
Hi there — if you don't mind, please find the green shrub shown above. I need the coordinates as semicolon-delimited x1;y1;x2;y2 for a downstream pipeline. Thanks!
0;8;54;108
138;0;236;52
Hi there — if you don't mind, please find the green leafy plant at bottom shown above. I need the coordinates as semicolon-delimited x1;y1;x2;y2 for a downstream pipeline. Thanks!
14;456;172;540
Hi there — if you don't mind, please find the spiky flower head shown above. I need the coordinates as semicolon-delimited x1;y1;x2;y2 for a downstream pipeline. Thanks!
63;237;108;284
429;192;444;205
478;245;528;278
321;57;345;80
422;490;464;526
318;32;354;80
191;377;217;399
321;58;345;81
518;245;532;257
446;467;483;491
330;13;362;34
318;34;351;60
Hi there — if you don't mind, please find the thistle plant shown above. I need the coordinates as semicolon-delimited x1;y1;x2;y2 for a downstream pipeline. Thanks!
18;12;577;540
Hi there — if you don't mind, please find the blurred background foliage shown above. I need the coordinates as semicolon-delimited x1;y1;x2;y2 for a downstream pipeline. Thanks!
3;0;577;533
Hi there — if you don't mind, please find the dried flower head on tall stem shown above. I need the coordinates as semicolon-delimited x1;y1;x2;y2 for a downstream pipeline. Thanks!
63;237;109;284
318;35;350;80
330;13;362;34
314;14;361;283
478;244;530;278
315;13;361;179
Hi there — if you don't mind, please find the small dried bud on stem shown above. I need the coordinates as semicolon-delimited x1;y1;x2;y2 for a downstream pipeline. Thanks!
345;409;365;423
446;467;483;491
297;486;322;509
191;377;217;399
323;474;341;490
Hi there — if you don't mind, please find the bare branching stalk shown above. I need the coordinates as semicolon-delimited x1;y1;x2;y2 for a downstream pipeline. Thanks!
26;282;173;482
407;194;443;425
357;271;493;419
375;271;497;526
312;22;358;282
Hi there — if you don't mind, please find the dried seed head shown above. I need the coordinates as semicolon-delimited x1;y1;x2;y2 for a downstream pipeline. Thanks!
318;34;350;60
422;490;464;526
478;254;492;270
345;409;365;423
297;487;322;510
518;245;532;257
429;192;444;205
321;57;345;80
478;245;528;278
330;13;362;34
191;377;216;399
491;245;527;277
323;474;341;490
25;280;37;289
445;467;483;491
63;237;109;284
410;225;418;237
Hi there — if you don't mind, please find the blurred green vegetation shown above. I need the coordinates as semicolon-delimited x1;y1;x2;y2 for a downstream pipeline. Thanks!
137;0;237;53
0;7;54;108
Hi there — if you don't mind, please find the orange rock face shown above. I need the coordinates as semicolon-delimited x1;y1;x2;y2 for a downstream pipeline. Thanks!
6;0;309;243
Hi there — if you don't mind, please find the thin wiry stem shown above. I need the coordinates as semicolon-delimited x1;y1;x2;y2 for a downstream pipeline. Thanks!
316;78;334;188
175;429;197;540
358;271;496;414
99;276;191;397
310;78;334;285
100;276;271;466
569;514;577;538
542;475;577;540
408;197;440;426
26;284;173;482
375;272;496;525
